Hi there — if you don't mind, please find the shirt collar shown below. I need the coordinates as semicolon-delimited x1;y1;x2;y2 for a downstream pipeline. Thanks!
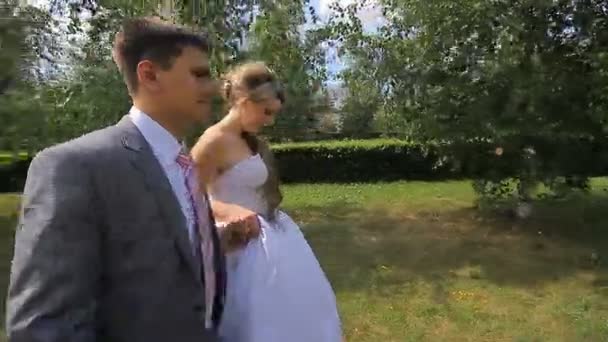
128;106;184;166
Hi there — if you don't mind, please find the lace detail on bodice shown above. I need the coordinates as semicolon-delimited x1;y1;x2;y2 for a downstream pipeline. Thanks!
208;154;269;215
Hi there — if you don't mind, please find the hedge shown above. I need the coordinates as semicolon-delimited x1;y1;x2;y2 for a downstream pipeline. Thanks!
272;137;608;183
2;137;607;192
0;139;451;192
0;154;30;193
272;139;453;183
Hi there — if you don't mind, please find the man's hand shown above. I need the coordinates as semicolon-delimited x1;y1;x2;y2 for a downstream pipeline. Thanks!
219;215;261;253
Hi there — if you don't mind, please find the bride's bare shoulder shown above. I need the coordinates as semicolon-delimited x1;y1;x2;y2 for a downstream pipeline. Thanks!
192;125;238;157
195;126;223;146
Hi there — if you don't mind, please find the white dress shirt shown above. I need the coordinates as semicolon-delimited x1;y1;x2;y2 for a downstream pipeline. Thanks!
129;106;198;240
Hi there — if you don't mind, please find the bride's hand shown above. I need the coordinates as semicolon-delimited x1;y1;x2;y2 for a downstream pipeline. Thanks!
211;199;261;252
219;215;260;253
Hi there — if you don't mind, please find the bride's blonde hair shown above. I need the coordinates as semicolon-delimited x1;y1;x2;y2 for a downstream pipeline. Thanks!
221;62;285;219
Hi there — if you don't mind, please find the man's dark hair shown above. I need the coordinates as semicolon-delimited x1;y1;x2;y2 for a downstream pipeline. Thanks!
112;17;210;93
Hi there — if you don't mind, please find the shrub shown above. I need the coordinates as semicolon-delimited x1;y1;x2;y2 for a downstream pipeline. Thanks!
464;136;608;206
0;153;29;193
1;137;607;192
272;139;453;183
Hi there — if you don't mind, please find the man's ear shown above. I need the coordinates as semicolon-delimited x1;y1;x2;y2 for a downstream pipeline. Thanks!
136;60;160;91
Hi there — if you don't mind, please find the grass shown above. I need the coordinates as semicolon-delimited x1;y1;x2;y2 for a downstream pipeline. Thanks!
0;194;19;342
282;179;608;341
2;180;608;341
272;138;414;151
0;152;29;166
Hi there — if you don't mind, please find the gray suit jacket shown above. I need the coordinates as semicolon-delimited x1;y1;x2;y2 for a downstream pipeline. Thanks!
5;116;226;342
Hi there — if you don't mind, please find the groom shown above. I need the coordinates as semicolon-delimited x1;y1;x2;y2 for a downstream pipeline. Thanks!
6;17;257;342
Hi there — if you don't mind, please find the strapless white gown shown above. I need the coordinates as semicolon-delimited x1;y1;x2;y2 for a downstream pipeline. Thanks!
209;154;342;342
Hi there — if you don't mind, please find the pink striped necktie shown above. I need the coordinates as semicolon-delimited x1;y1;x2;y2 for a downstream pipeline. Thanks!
176;151;216;329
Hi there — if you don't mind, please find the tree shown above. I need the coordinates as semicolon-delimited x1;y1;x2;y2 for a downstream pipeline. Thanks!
0;1;58;152
245;1;329;141
326;0;608;199
2;0;330;151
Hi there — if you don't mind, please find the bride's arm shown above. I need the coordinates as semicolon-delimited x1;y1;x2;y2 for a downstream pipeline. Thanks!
191;131;256;221
209;200;255;223
190;130;220;190
191;131;260;250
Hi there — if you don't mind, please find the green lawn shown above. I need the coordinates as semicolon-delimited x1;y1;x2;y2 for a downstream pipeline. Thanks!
0;194;19;342
2;180;608;341
0;152;29;166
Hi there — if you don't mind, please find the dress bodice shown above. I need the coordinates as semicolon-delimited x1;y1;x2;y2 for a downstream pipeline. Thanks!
208;154;269;215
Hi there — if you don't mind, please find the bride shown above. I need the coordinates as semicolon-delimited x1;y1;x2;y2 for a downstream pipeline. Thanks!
191;62;343;342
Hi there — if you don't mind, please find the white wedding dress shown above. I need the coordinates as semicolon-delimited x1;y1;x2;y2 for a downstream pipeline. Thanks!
209;154;342;342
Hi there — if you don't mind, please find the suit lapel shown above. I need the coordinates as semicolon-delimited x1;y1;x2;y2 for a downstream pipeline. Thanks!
201;190;227;324
117;116;202;283
194;177;226;290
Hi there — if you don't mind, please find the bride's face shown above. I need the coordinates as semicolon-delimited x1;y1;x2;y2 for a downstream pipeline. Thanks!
238;93;283;133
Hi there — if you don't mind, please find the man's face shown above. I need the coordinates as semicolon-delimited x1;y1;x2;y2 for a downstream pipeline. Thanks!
156;46;216;124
